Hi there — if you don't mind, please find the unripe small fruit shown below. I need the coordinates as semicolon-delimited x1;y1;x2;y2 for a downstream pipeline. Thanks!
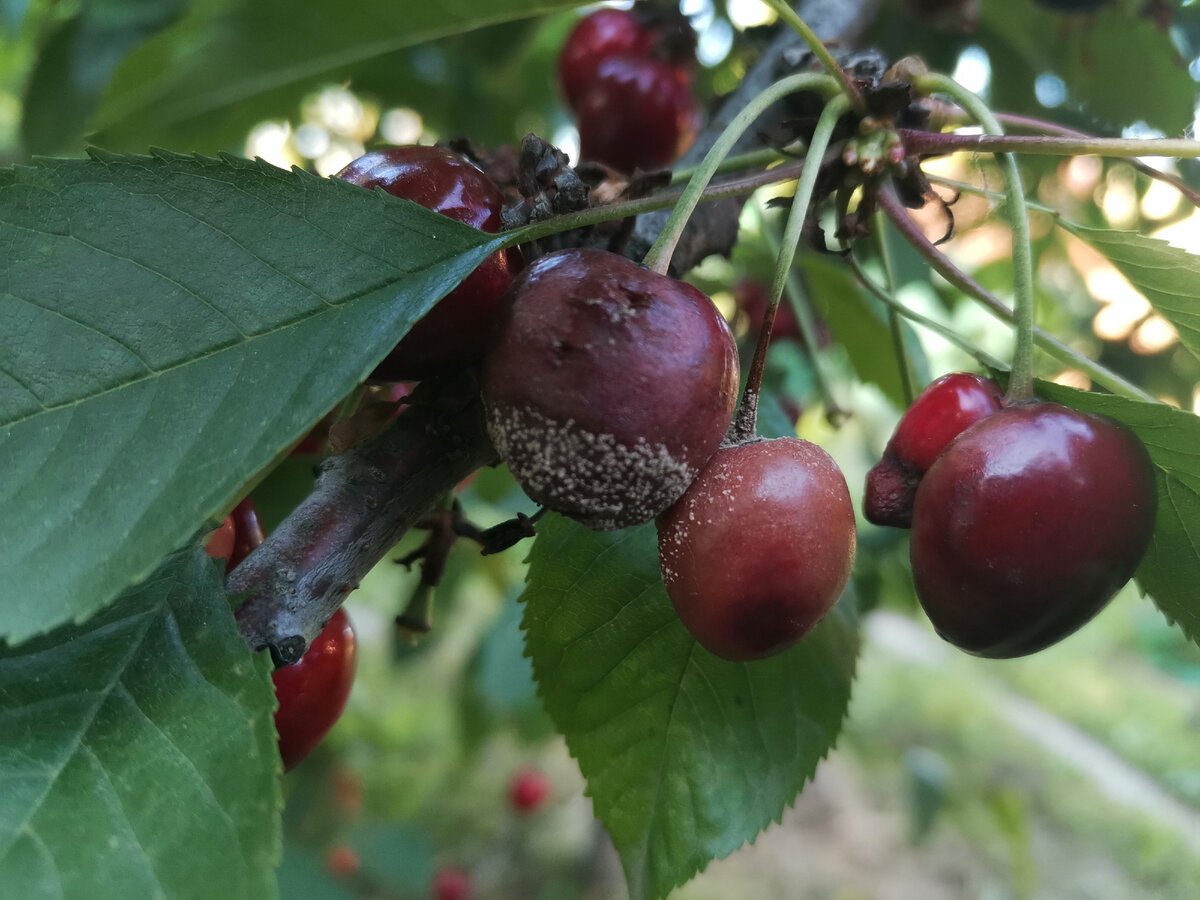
228;498;265;572
483;248;738;530
273;609;357;771
558;8;657;111
865;373;1004;528
911;403;1156;658
658;438;856;661
508;767;552;813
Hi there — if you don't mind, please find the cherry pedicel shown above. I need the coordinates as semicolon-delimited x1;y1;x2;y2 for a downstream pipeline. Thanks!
483;248;738;531
865;373;1004;528
577;56;700;173
658;438;856;662
508;767;552;814
558;8;657;111
910;403;1156;658
273;608;358;771
336;146;518;379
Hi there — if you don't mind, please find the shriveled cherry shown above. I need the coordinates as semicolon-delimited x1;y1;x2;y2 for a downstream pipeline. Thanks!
273;608;358;771
558;8;657;111
508;767;551;814
336;146;518;379
431;867;472;900
577;56;699;173
483;248;738;530
865;373;1004;528
658;438;856;661
911;403;1156;658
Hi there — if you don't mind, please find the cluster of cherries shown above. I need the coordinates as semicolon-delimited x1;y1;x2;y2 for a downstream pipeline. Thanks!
559;7;700;173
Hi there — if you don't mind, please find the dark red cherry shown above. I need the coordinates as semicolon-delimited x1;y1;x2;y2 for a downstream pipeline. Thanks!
558;8;657;111
431;867;472;900
865;373;1004;528
336;146;518;379
658;438;856;662
577;56;699;173
228;497;265;572
273;608;357;771
911;403;1156;658
508;767;551;814
483;248;738;530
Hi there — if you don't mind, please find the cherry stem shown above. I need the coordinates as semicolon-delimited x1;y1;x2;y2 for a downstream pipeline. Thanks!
641;72;838;275
845;252;1008;372
914;73;1036;404
669;146;793;185
872;215;917;406
900;129;1200;163
759;0;867;115
734;93;851;440
876;188;1156;403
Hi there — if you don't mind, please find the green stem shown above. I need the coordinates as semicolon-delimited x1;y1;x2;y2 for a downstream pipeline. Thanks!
876;189;1156;403
873;215;916;405
914;72;1036;403
669;146;792;185
846;253;1008;372
760;0;867;115
901;130;1200;160
642;73;838;274
734;94;851;439
926;174;1063;219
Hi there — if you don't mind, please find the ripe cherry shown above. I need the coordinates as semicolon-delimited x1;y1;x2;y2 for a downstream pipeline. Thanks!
336;146;518;379
911;403;1156;658
483;248;738;530
865;373;1004;528
508;767;552;814
577;57;699;172
229;497;265;571
558;8;657;111
204;516;235;562
325;845;360;879
431;867;472;900
273;608;358;771
658;438;856;661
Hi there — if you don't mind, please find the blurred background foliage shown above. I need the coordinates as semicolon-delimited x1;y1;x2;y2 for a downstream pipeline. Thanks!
3;0;1200;896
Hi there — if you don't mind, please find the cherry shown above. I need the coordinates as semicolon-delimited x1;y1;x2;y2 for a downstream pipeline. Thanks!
508;767;551;814
431;867;472;900
228;497;265;571
325;845;359;879
865;373;1004;528
336;146;518;379
657;438;856;661
577;56;699;173
910;403;1156;658
483;248;738;530
273;608;358;771
558;8;657;111
204;516;235;562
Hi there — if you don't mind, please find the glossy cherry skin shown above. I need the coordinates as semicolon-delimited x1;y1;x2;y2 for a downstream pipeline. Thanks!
577;56;699;173
273;608;357;771
865;373;1004;528
228;497;265;572
658;438;856;661
911;403;1156;658
431;867;472;900
558;8;657;111
483;248;738;530
508;767;551;814
336;146;518;379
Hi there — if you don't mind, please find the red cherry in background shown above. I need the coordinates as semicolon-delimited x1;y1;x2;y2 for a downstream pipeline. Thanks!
558;8;657;111
658;438;856;662
577;56;700;173
865;373;1004;528
508;767;552;814
336;146;519;379
273;608;358;771
911;403;1156;658
431;867;472;900
483;248;738;531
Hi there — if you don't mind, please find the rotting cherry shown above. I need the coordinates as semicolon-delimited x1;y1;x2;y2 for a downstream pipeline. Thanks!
864;373;1004;528
508;767;552;814
482;248;739;531
325;845;360;879
431;867;472;900
336;146;518;379
558;8;657;111
577;56;699;173
657;438;856;662
273;608;358;771
910;403;1156;658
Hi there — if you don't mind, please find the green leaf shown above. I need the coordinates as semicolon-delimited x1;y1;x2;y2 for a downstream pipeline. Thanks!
21;0;190;154
0;548;281;898
0;151;504;643
521;517;858;899
91;0;583;152
1035;382;1200;646
1062;223;1200;364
